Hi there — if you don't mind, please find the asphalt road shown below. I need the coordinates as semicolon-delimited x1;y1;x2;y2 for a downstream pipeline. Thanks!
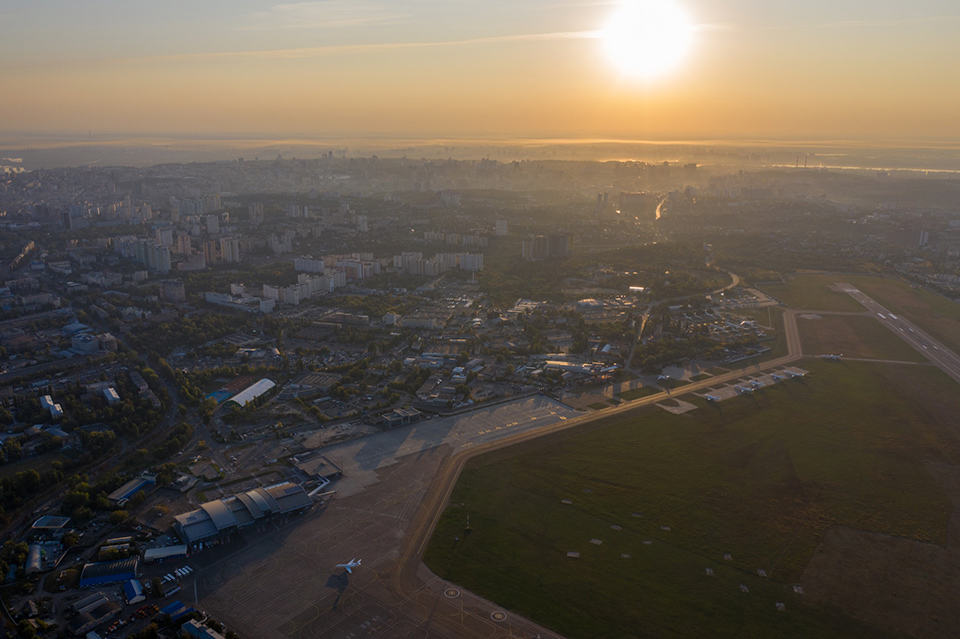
838;284;960;384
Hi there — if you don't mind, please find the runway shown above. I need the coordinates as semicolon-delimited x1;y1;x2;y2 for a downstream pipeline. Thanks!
837;284;960;384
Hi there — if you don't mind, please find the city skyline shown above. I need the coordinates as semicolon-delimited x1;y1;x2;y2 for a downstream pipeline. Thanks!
2;0;959;143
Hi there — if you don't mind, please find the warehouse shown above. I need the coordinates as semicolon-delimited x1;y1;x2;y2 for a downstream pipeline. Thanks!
66;592;120;636
123;579;145;605
143;545;188;564
223;378;275;408
79;557;139;588
107;472;157;505
173;481;313;545
32;515;71;535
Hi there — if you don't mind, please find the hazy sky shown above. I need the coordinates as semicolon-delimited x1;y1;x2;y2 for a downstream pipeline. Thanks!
1;0;958;143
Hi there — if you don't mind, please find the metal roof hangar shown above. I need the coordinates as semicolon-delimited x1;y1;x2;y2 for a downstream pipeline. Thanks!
173;481;313;545
79;557;139;588
223;378;276;408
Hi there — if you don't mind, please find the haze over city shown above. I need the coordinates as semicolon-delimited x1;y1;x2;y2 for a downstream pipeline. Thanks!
1;3;960;639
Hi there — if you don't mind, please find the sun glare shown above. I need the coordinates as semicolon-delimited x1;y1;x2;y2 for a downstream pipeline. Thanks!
602;0;694;80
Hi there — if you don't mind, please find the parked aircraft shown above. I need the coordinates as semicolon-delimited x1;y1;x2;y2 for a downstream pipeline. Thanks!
705;394;721;402
821;353;843;360
735;385;753;394
787;371;805;378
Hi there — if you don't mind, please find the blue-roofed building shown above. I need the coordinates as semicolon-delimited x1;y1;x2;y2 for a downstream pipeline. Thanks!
79;558;138;588
182;620;226;639
108;472;157;505
123;579;145;605
159;601;185;617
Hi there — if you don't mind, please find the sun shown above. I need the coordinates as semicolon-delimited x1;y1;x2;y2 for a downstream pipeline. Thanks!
601;0;694;80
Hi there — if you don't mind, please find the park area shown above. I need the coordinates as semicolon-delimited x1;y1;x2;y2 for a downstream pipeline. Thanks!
425;358;960;639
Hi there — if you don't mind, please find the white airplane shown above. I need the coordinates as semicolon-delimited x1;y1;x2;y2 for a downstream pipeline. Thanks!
750;380;763;388
657;375;670;381
705;394;721;402
820;353;843;360
735;385;753;394
336;558;362;574
771;373;784;381
787;370;805;378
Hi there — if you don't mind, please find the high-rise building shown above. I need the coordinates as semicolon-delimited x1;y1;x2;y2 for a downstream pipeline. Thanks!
495;219;508;236
522;234;572;261
295;256;325;273
203;240;220;265
219;237;241;263
206;214;220;235
155;227;174;247
249;202;264;226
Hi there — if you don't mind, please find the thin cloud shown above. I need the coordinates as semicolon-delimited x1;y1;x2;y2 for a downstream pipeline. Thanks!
821;15;960;28
239;1;409;31
112;30;601;65
736;14;960;33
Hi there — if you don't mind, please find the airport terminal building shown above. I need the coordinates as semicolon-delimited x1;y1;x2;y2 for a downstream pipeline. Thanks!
173;481;313;546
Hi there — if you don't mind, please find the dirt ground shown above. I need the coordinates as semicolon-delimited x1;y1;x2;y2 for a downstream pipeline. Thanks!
801;461;960;639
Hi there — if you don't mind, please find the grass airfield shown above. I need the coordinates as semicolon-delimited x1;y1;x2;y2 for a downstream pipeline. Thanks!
425;357;960;639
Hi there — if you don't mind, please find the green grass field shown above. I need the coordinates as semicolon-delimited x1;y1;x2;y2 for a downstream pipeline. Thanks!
758;275;865;312
797;314;929;362
426;359;960;639
733;306;779;329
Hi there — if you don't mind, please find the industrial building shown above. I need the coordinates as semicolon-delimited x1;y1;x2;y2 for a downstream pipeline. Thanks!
78;557;139;588
223;378;276;408
143;545;188;563
293;454;342;482
182;619;227;639
31;515;71;538
173;481;313;546
123;579;145;605
66;592;121;636
107;472;157;505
